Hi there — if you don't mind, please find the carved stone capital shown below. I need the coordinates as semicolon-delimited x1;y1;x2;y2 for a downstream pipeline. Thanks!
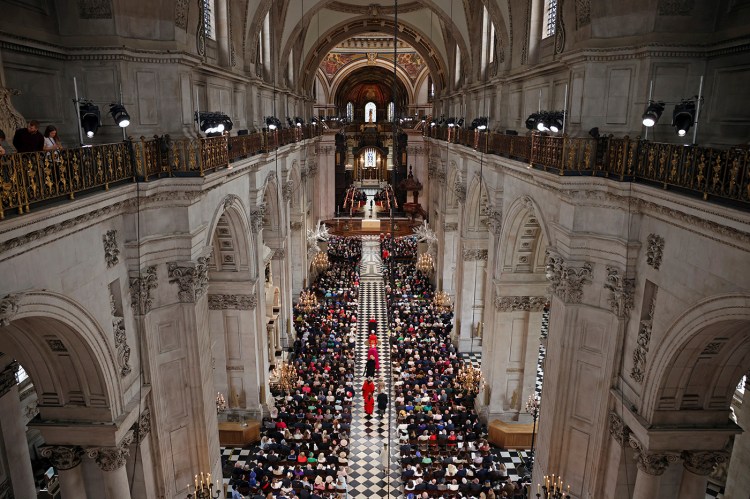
462;249;488;261
487;209;503;235
88;440;131;472
545;251;593;304
129;267;158;315
681;450;728;476
208;294;258;310
608;413;630;447
494;296;547;312
0;293;22;326
629;436;677;476
40;445;85;470
0;361;19;397
167;257;209;303
454;178;467;204
273;248;286;260
249;203;267;234
102;230;120;268
646;233;665;270
604;266;635;318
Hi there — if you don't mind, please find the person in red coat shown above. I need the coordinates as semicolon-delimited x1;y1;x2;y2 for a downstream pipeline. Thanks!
362;378;375;400
364;393;375;416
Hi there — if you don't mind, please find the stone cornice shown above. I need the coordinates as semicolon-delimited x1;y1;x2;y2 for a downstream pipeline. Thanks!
494;296;547;312
208;293;257;310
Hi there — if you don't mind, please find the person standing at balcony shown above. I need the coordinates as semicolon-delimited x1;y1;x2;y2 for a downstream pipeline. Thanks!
13;120;44;153
43;125;63;152
0;129;12;156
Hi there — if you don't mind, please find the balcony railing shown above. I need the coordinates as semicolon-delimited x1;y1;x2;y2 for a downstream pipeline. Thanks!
425;127;750;209
0;126;321;219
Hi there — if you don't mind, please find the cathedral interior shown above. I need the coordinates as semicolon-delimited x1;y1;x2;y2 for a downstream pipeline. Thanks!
0;1;749;498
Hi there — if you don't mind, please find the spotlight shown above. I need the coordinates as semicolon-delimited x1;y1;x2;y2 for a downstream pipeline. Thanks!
79;102;101;138
430;120;437;127
536;113;549;132
295;117;304;127
548;112;564;133
195;111;233;134
447;117;456;128
265;116;280;130
457;118;465;128
672;101;696;137
286;117;294;128
525;113;541;131
642;101;665;127
470;117;488;131
109;104;130;128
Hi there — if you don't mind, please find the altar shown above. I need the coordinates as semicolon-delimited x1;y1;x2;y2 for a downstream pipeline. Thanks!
361;219;381;231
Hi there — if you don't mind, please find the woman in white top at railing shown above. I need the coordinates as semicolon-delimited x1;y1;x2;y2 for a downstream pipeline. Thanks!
43;125;62;151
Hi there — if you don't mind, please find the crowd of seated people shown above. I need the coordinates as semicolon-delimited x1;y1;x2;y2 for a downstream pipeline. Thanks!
310;261;360;300
224;260;359;499
386;262;525;498
381;234;418;260
326;236;362;262
343;186;367;212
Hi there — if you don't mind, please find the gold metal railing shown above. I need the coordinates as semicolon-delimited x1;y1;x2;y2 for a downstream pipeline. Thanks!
0;126;323;219
425;127;750;208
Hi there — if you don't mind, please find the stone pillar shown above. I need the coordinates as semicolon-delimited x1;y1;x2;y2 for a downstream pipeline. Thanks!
456;247;487;353
632;468;661;499
678;451;726;499
40;446;87;499
630;439;673;499
725;379;750;495
127;408;158;499
88;439;132;499
0;361;36;499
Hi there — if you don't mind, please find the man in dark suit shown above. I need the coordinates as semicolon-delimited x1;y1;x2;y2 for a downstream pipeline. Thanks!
12;120;44;153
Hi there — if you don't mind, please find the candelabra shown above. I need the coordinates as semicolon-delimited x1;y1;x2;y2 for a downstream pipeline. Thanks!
535;475;570;499
311;251;330;273
215;392;226;413
416;252;434;275
298;290;317;313
455;363;482;395
277;360;298;394
433;290;452;313
525;394;540;474
187;472;220;499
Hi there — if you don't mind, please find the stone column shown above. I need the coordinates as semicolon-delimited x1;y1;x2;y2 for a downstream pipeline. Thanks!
630;439;673;499
678;451;726;499
88;440;132;499
40;446;87;499
725;378;750;495
0;361;36;499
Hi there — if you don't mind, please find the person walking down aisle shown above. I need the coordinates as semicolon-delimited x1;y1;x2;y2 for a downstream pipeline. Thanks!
377;391;388;418
362;378;375;401
364;392;375;417
365;354;376;377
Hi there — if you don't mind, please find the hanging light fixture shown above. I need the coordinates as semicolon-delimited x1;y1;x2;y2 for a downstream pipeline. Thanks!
79;102;101;138
298;289;318;313
641;101;664;127
311;251;330;273
433;290;452;313
416;252;434;275
109;103;130;128
455;363;482;395
215;392;227;413
672;100;696;137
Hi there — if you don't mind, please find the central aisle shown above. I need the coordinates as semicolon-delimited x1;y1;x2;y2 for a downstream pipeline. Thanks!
347;237;402;498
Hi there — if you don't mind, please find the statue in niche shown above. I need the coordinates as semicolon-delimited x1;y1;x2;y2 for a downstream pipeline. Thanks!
509;389;519;410
368;108;374;123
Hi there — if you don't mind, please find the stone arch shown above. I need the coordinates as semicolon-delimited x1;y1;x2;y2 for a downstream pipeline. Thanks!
0;291;120;422
641;294;750;426
496;195;552;280
328;59;416;108
206;195;252;273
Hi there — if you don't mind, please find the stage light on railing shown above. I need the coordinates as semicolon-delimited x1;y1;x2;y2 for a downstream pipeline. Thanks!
457;118;465;128
195;112;232;134
672;100;696;137
525;113;541;131
447;117;456;128
641;101;664;128
109;104;130;128
548;112;564;133
79;102;101;138
265;116;280;130
295;117;304;127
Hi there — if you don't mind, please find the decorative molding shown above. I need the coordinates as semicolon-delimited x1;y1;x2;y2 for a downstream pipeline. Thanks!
222;194;241;212
282;180;294;201
249;204;267;233
227;0;236;67
208;294;257;310
0;479;11;499
646;233;665;270
453;177;467;204
494;296;547;312
462;249;488;261
681;450;728;476
443;222;458;232
521;0;531;64
631;289;657;383
88;435;132;472
40;446;85;471
196;0;206;57
486;209;503;235
290;221;303;230
0;361;18;397
167;257;209;303
608;413;630;447
112;315;131;377
102;229;120;268
545;250;593;304
129;266;158;315
576;0;591;28
131;408;151;444
554;0;567;55
521;195;536;214
0;293;22;326
272;248;286;260
604;266;635;318
175;0;189;29
46;339;67;352
658;0;695;15
78;0;113;19
629;436;678;476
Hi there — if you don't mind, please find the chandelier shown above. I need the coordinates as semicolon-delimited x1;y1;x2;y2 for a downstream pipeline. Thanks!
433;290;452;313
311;251;330;273
525;394;541;474
455;363;482;395
416;252;434;274
298;289;317;313
535;475;570;499
277;360;299;394
215;392;227;413
187;472;220;499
